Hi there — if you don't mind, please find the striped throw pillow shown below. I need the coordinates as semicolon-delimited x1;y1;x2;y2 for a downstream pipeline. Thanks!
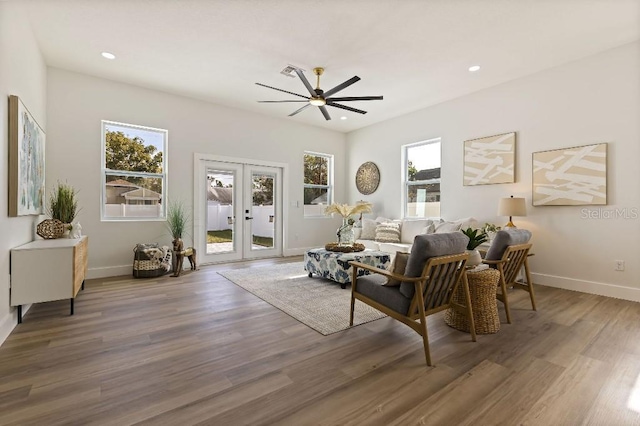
375;222;401;243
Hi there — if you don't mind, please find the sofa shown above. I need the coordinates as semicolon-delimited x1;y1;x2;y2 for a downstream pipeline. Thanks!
354;216;478;254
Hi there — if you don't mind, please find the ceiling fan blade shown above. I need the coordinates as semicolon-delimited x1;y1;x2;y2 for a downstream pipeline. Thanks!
319;106;331;121
255;83;309;99
294;68;318;97
258;100;309;103
326;102;367;115
322;76;361;98
288;104;312;117
326;96;383;102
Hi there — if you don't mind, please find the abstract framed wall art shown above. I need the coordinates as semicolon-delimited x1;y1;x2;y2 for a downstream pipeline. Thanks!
532;143;607;206
463;132;515;186
8;95;46;216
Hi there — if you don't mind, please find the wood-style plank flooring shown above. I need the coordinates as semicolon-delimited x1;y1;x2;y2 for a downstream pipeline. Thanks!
1;257;640;425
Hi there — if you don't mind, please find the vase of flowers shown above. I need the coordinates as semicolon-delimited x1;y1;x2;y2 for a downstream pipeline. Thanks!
324;202;373;246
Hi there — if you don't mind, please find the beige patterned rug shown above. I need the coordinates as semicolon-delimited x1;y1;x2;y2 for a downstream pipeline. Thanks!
218;262;387;335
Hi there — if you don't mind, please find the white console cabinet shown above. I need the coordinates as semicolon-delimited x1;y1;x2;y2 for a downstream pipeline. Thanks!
11;236;88;323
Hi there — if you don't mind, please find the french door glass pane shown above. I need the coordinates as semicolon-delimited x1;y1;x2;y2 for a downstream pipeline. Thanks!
251;173;275;250
206;170;235;254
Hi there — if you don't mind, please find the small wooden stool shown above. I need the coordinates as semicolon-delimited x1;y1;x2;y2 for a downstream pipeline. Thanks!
445;268;501;334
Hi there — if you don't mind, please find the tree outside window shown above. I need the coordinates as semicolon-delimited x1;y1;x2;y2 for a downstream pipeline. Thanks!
303;152;332;216
102;121;167;220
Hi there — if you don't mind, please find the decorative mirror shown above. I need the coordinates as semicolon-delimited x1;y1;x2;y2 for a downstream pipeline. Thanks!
355;162;380;195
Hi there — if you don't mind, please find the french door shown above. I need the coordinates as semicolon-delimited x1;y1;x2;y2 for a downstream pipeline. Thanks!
196;158;283;264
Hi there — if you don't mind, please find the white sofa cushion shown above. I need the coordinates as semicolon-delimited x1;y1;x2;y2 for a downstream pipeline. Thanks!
434;221;462;233
400;219;433;243
360;219;377;240
378;242;412;253
358;239;381;250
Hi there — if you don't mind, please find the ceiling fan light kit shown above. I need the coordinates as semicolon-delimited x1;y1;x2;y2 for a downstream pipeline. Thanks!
256;66;383;121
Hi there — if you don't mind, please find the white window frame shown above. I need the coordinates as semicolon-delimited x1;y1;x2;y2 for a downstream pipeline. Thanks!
101;120;168;221
402;138;441;219
303;151;334;217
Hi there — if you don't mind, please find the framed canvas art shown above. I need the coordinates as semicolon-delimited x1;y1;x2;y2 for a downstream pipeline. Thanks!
8;95;46;216
532;143;607;206
463;132;515;186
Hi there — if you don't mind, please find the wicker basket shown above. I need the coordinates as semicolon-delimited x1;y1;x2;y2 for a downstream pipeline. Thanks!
36;219;65;239
444;268;501;334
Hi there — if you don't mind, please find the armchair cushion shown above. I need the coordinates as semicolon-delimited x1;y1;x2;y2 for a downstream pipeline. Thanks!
356;274;412;315
485;229;532;261
400;232;469;298
384;251;410;286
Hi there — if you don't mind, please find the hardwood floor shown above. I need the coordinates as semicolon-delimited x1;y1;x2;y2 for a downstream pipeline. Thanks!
1;257;640;425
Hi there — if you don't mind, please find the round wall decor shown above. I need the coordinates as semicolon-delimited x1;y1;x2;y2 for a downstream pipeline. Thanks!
355;162;380;195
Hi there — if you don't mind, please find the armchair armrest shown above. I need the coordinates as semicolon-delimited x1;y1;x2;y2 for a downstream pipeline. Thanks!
482;258;506;265
350;261;423;283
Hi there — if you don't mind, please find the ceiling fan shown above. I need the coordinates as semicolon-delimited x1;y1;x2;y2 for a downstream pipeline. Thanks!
256;67;383;121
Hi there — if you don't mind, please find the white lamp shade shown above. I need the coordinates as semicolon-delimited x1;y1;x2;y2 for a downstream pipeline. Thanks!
498;197;526;217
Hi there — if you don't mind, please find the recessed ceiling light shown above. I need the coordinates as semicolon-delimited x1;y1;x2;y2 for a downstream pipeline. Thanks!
340;116;347;120
468;65;480;72
101;52;116;60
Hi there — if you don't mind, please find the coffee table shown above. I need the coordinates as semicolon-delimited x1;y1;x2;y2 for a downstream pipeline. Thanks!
304;248;391;289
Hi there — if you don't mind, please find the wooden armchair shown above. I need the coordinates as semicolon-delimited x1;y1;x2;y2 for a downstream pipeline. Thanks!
349;233;475;366
483;229;535;324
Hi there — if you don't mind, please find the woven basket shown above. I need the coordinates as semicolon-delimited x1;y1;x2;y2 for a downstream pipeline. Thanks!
444;268;501;334
36;219;65;239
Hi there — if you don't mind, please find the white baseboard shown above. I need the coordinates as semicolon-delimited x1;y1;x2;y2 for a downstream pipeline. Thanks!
532;272;640;302
283;247;311;257
0;304;31;347
87;265;132;279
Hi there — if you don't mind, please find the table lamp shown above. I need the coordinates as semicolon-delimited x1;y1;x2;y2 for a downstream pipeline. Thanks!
498;195;526;228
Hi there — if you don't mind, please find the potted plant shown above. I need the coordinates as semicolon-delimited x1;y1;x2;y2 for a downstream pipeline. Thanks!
47;182;79;237
166;200;189;270
461;227;488;267
481;222;501;241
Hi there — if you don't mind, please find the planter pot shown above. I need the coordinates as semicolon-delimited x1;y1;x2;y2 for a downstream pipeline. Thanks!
466;249;482;267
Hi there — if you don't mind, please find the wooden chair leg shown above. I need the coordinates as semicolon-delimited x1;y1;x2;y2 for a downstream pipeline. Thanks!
461;275;477;342
498;265;512;324
524;257;537;311
349;265;358;326
415;283;432;366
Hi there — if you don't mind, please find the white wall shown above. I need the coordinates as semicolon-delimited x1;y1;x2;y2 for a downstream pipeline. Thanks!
47;69;346;278
0;2;48;342
347;42;640;301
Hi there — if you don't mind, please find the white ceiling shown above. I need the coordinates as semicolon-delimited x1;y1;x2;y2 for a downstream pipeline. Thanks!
20;0;640;133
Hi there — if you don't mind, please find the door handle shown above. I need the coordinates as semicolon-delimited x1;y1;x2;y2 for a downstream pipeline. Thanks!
245;216;253;220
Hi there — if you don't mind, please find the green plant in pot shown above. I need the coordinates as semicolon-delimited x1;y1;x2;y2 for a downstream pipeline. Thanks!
47;182;79;237
461;227;488;267
166;200;190;270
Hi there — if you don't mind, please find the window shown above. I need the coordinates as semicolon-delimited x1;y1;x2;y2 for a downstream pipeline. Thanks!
101;121;167;220
303;152;333;216
403;138;441;218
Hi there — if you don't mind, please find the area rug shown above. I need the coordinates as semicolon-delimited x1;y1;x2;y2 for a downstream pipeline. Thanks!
218;262;386;335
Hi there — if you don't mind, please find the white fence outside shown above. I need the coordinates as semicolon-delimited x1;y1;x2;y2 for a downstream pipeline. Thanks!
207;203;274;238
105;204;163;218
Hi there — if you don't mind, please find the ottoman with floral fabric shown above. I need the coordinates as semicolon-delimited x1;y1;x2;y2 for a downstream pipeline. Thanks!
304;248;391;289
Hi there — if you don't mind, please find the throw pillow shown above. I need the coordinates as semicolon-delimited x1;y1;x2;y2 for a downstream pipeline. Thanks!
422;223;436;234
434;221;462;233
375;222;401;243
360;219;377;240
383;251;410;286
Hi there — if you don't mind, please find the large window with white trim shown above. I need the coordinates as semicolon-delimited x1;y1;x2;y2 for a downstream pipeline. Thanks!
403;138;441;218
101;121;167;220
303;152;333;217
